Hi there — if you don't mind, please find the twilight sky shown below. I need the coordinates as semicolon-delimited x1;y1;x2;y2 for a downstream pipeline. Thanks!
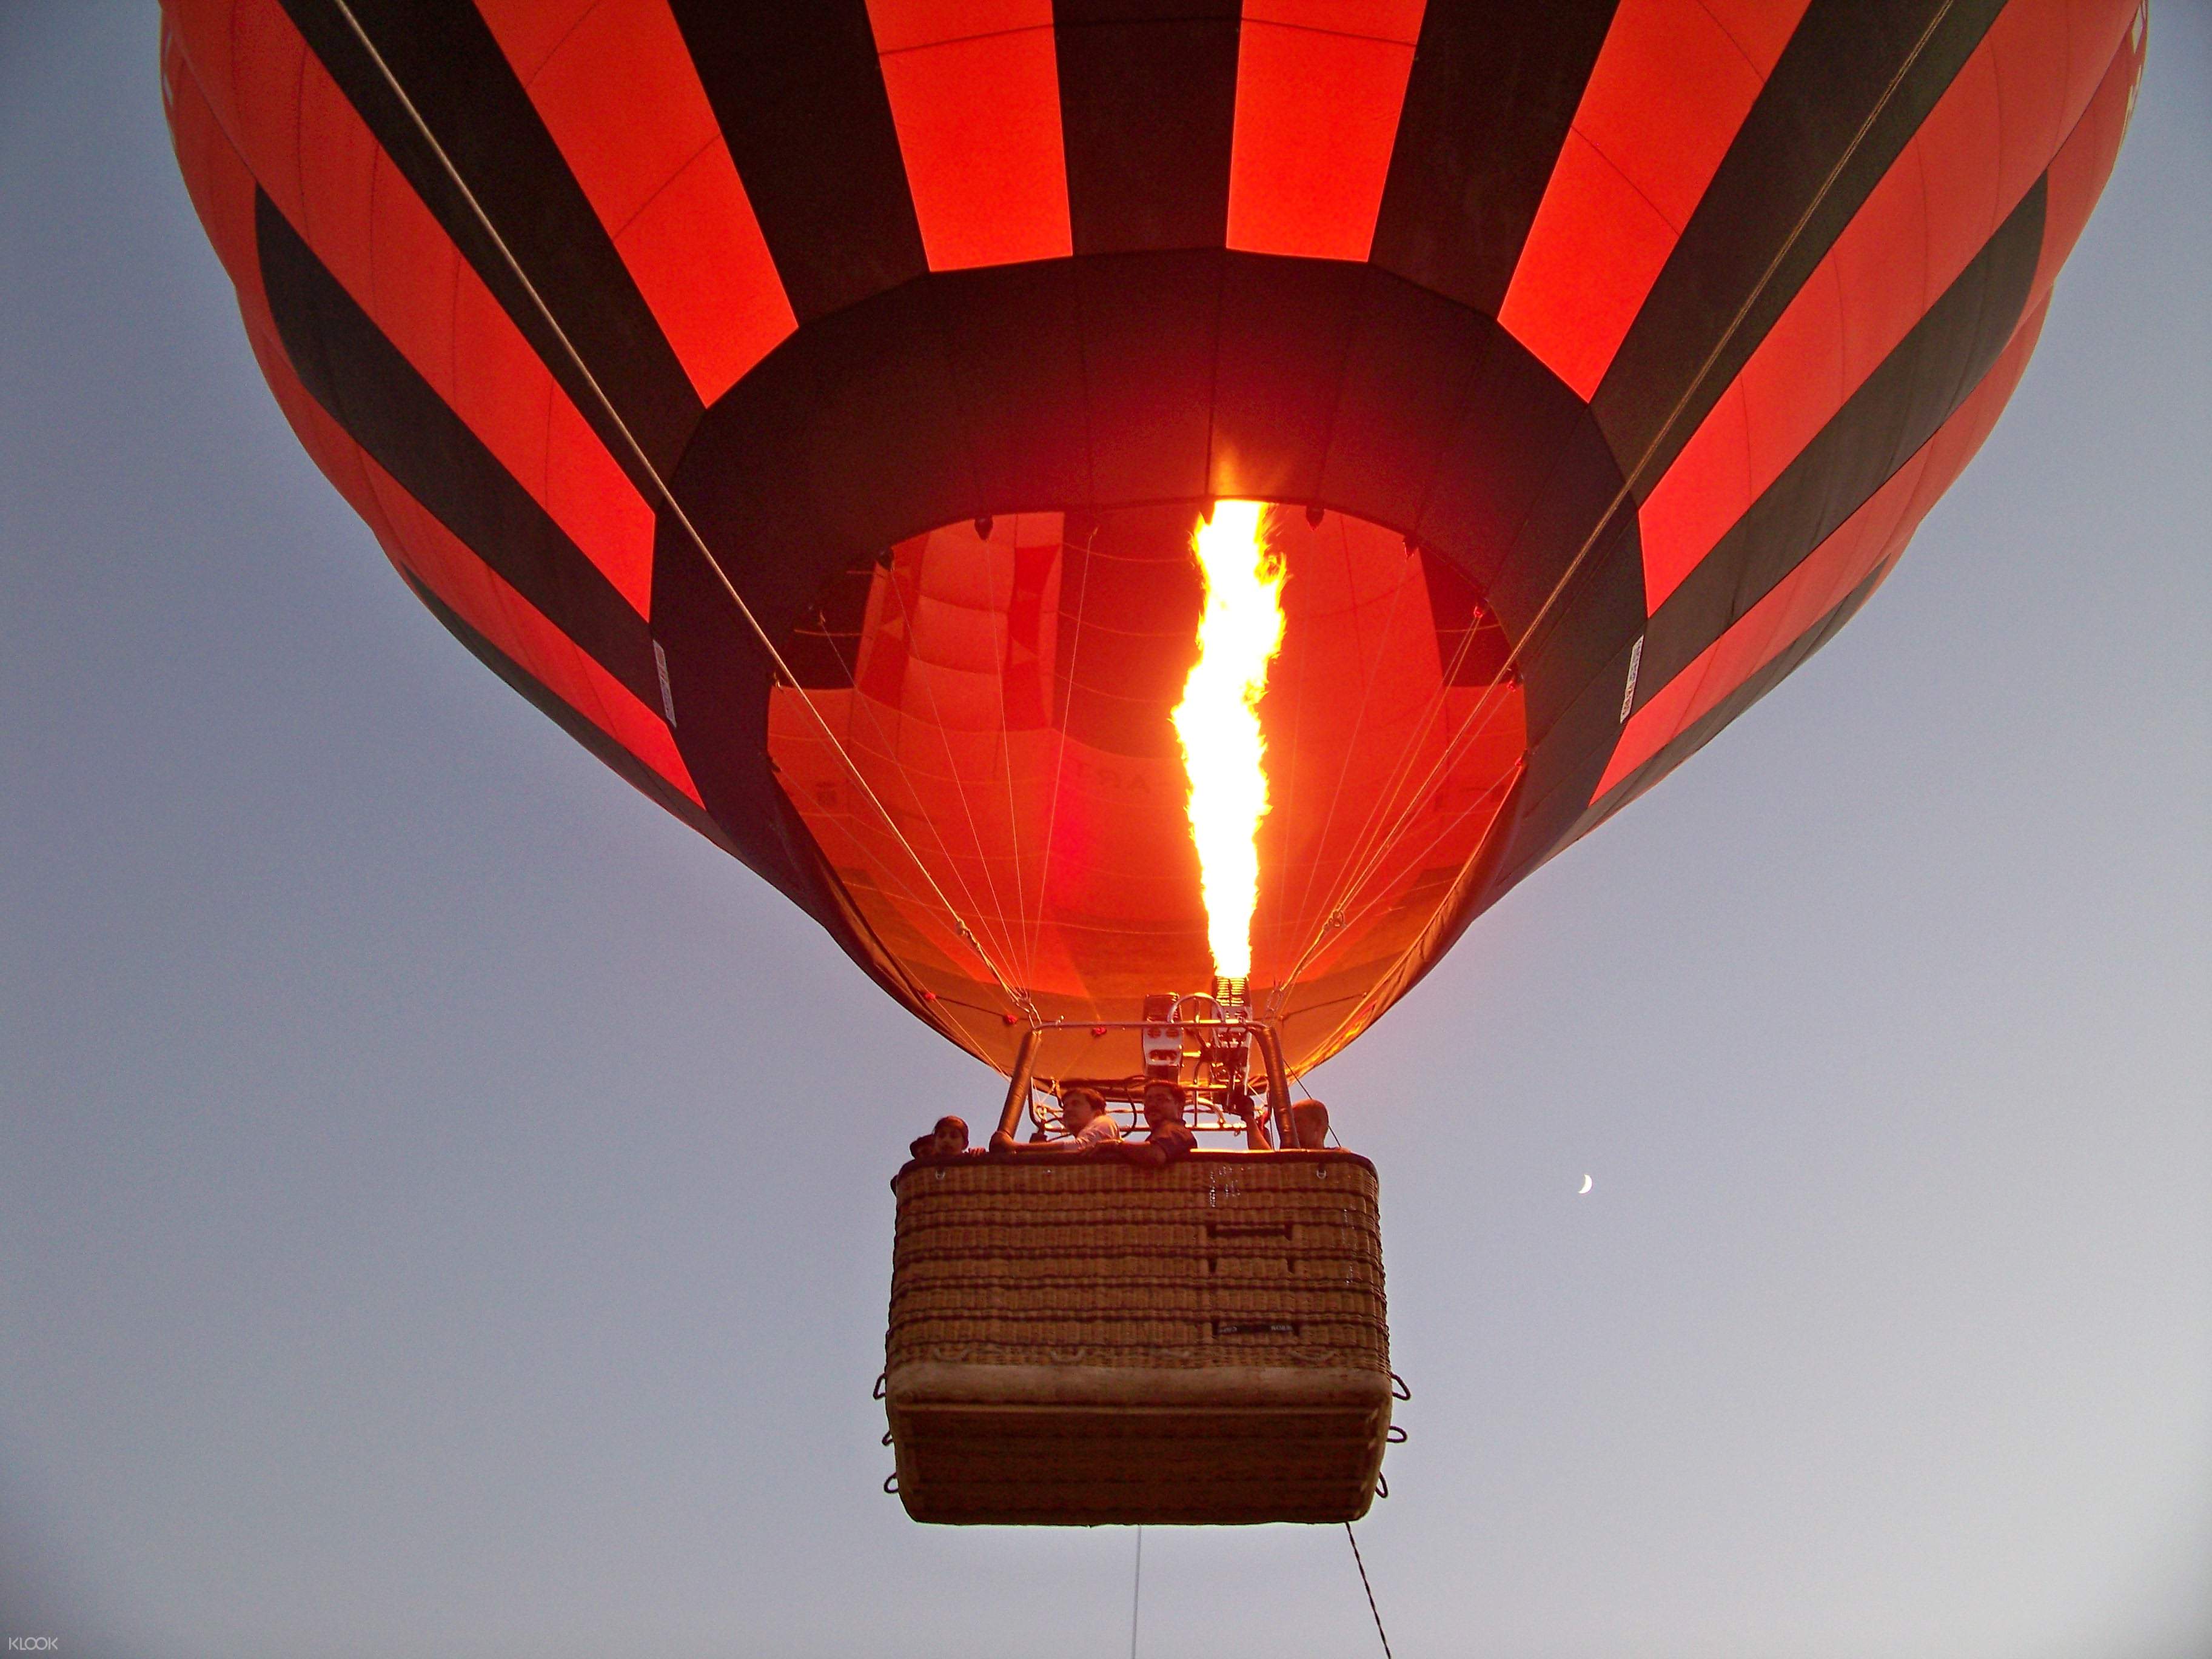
2;5;2207;1656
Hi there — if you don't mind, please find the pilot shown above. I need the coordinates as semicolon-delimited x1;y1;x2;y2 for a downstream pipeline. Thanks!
1285;1098;1332;1150
1136;1080;1198;1162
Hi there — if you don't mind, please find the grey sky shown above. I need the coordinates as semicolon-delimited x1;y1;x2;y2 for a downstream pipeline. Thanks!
3;5;2207;1656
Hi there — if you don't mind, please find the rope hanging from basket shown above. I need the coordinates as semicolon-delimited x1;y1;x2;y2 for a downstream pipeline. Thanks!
1347;1523;1395;1658
1128;1526;1143;1658
1124;1523;1388;1657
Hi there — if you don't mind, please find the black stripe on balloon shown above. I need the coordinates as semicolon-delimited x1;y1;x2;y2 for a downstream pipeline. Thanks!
256;192;660;711
1053;0;1241;255
413;549;929;1034
1369;0;1618;315
669;0;927;322
1592;0;2008;490
278;0;702;481
1501;562;1881;925
1470;554;1889;933
1634;178;2043;708
396;570;734;856
1588;558;1889;842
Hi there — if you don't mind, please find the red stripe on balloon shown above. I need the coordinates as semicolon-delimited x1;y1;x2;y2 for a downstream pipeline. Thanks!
163;18;270;338
1635;0;2138;614
2033;7;2145;304
474;0;796;401
249;316;699;805
1500;0;1811;400
1225;0;1424;261
1594;292;2047;802
864;0;1073;270
167;0;658;619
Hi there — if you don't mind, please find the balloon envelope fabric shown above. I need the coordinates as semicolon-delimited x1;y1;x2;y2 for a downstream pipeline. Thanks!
162;0;2146;1072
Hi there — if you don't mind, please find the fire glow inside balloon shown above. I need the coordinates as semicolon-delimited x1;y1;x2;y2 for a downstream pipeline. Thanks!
161;0;2147;1076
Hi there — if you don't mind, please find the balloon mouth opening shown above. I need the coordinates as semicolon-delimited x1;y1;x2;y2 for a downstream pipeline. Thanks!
763;500;1527;1074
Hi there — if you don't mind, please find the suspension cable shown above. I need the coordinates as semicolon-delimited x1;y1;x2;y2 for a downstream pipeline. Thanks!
1028;521;1099;991
1272;761;1523;1054
323;0;1037;1026
1282;588;1521;999
1269;0;1965;996
1128;1526;1144;1659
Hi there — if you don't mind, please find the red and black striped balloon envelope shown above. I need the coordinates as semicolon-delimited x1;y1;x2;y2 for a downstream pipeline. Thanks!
162;0;2145;1074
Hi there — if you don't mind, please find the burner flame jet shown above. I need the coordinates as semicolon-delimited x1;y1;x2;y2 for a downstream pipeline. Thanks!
1171;500;1287;981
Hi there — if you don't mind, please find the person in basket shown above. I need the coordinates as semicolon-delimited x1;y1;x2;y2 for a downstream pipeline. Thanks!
1128;1081;1198;1167
908;1114;981;1160
991;1086;1122;1153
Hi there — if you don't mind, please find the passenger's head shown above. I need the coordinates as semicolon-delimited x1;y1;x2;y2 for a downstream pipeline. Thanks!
1142;1080;1187;1128
1288;1099;1330;1150
1059;1087;1107;1133
930;1115;970;1156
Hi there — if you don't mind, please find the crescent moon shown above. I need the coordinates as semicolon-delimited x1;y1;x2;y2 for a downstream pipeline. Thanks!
1578;1174;1593;1195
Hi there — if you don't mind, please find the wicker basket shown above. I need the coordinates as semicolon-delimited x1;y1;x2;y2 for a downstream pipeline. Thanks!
884;1150;1390;1525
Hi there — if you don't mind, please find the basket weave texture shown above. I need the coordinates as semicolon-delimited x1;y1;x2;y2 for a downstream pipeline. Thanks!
883;1150;1392;1524
888;1151;1387;1373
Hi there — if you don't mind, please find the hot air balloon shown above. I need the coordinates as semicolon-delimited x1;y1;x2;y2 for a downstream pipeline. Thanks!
161;0;2145;1525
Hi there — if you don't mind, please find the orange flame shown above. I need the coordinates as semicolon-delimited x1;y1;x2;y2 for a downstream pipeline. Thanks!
1171;500;1285;980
